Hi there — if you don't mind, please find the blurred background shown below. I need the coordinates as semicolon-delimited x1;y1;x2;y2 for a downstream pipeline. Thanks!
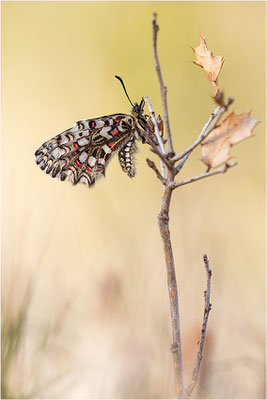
2;1;265;398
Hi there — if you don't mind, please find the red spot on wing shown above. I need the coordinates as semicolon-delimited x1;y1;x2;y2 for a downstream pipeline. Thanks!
72;151;77;156
86;165;92;172
98;164;104;169
73;143;78;149
76;160;82;167
111;128;119;136
108;141;116;149
114;118;120;125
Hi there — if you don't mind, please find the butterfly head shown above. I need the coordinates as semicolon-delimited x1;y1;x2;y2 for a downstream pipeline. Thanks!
115;75;145;116
132;99;145;117
115;76;149;135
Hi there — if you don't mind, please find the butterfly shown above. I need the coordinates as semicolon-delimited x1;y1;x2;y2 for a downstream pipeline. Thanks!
35;76;153;187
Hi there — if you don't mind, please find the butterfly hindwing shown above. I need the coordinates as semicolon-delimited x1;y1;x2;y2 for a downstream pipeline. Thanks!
35;114;135;187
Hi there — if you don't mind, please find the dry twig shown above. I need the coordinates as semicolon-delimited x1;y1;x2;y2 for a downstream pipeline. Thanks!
170;161;237;189
184;255;212;397
173;97;234;175
144;95;167;183
146;158;167;185
142;130;173;170
153;13;174;154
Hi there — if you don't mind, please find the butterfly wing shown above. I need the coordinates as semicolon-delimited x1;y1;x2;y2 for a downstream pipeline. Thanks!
35;114;134;187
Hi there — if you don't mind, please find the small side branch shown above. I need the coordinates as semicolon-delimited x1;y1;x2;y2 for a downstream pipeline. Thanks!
170;162;237;189
144;96;167;155
172;97;234;175
184;254;212;397
144;96;167;184
141;130;173;170
173;106;221;163
153;13;174;154
146;158;167;185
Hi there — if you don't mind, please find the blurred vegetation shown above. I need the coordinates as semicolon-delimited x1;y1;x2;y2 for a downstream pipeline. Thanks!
2;1;265;398
1;276;31;398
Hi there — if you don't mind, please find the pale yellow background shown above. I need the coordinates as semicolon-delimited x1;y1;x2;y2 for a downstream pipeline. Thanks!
2;1;265;399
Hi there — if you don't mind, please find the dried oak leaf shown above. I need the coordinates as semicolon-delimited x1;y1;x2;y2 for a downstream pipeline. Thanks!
192;33;224;95
201;111;258;168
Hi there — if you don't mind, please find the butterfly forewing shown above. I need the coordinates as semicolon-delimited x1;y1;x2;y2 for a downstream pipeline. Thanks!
35;114;135;187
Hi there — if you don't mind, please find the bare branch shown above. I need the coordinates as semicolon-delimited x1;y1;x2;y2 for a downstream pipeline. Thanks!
172;97;234;175
144;96;167;155
173;106;221;164
184;254;212;397
149;146;173;164
138;101;171;172
147;14;239;399
153;13;174;154
170;162;237;189
146;158;167;185
175;152;192;175
144;138;173;171
160;160;166;185
150;14;184;397
157;183;184;397
144;96;167;183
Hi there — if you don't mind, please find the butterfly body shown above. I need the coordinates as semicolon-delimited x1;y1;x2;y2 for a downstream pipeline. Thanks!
35;101;151;187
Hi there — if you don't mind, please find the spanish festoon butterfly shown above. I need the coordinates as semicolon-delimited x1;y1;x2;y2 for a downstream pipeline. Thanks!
35;76;153;187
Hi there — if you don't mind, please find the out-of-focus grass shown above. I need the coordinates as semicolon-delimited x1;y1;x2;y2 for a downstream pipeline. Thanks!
1;230;265;398
2;278;31;398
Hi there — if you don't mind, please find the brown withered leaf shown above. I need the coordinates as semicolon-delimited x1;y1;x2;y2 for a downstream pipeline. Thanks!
146;114;165;146
157;114;164;136
201;111;258;168
147;116;154;131
192;33;224;95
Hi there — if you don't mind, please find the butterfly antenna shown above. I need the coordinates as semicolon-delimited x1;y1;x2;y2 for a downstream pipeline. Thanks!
115;75;134;107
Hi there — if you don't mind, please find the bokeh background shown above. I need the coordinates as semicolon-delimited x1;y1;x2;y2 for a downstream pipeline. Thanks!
2;1;265;398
